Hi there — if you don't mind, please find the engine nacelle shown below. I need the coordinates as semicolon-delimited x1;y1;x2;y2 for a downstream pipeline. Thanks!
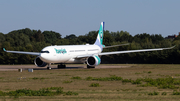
34;56;47;67
87;55;101;67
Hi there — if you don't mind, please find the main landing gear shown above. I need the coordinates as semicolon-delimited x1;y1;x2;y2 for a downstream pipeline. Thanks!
57;64;66;69
47;63;51;70
46;63;66;70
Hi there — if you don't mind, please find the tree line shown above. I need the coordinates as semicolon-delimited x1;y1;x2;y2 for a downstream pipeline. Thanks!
0;28;180;64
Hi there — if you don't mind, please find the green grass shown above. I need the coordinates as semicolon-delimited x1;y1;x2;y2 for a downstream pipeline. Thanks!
173;91;180;95
89;83;101;87
162;92;167;95
140;77;180;89
31;77;47;80
86;75;123;81
148;71;152;73
148;91;159;95
63;80;73;83
1;64;180;100
71;76;82;80
122;79;132;83
0;87;78;98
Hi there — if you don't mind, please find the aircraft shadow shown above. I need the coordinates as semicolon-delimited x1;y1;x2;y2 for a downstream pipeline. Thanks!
32;66;85;70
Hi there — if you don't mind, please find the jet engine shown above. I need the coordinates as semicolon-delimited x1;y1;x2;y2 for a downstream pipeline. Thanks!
87;55;101;67
34;56;47;67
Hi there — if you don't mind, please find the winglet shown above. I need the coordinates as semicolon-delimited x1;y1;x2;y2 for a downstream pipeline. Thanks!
163;45;176;50
170;45;176;49
3;48;6;52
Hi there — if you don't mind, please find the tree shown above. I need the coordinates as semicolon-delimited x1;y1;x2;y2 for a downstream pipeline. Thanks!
0;28;178;64
64;34;77;39
55;39;70;45
33;30;44;42
103;31;113;46
0;32;5;43
43;31;61;44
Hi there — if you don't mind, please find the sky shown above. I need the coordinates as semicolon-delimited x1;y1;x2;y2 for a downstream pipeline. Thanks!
0;0;180;38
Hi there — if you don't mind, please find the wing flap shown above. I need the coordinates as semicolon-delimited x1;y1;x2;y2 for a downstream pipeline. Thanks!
76;54;94;58
103;43;129;48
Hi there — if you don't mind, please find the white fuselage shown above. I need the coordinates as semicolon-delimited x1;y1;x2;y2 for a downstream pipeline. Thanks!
39;44;101;64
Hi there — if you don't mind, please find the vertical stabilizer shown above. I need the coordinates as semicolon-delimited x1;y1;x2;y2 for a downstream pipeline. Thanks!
94;22;104;51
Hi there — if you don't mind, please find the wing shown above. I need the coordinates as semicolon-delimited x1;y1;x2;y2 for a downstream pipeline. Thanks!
3;48;40;55
99;46;175;56
75;46;175;58
103;43;129;48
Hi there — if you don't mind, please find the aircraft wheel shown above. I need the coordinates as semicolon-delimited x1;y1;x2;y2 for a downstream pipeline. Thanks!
47;67;51;70
57;64;66;68
63;65;66;68
57;65;60;68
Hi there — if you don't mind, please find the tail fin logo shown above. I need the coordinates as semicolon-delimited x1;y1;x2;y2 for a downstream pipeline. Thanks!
94;22;104;51
100;32;103;39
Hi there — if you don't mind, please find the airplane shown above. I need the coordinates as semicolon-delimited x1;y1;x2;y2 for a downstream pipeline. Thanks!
3;22;175;69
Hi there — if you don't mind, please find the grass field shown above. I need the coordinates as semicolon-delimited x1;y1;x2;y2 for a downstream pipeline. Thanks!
1;64;180;101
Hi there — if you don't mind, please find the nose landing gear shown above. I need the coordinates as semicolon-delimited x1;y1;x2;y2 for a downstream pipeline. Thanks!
47;63;51;70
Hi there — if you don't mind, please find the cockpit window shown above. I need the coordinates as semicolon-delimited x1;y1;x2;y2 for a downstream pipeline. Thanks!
41;51;49;53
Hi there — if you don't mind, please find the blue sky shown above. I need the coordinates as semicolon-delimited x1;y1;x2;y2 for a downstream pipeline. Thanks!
0;0;180;37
